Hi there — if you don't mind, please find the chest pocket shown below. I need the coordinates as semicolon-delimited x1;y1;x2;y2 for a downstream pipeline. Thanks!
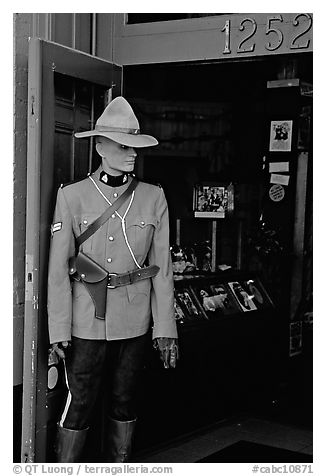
126;215;158;257
75;214;100;254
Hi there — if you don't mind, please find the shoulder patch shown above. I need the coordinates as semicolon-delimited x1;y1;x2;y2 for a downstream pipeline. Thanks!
51;222;62;236
60;175;89;189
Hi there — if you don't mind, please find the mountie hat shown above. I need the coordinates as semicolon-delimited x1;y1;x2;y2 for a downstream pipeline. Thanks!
74;96;158;148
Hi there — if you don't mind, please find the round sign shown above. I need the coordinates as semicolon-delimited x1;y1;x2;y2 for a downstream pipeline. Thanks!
269;184;285;202
48;366;58;390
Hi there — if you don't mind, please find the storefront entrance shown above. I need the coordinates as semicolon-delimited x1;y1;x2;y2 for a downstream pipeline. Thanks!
124;54;312;310
22;37;312;461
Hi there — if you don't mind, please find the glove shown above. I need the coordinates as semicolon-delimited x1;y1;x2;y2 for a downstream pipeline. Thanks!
50;341;71;360
153;337;179;369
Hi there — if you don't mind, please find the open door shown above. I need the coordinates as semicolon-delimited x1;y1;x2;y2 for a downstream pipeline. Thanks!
22;38;122;462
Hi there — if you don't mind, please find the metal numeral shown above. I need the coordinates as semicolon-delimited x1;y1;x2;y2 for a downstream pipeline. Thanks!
290;13;312;49
265;15;283;51
237;18;257;53
221;19;231;54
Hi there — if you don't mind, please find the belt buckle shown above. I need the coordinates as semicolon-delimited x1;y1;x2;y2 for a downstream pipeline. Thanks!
107;273;118;289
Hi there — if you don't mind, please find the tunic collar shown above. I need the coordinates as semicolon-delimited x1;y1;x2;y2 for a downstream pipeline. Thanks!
90;167;133;205
99;169;129;187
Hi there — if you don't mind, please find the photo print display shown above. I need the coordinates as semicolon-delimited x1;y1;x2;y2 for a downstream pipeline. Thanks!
209;283;241;315
227;281;258;312
240;279;272;310
173;297;186;324
175;288;207;321
191;283;239;317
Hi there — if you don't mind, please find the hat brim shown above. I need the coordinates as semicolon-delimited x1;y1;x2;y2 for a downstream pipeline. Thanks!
74;130;158;148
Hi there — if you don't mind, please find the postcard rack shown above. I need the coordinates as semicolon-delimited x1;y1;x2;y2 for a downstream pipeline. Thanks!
173;270;274;327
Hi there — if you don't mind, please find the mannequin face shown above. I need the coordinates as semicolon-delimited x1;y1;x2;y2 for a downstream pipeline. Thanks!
96;137;137;176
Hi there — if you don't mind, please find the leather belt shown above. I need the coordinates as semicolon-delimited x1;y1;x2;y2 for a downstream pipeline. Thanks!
107;265;160;289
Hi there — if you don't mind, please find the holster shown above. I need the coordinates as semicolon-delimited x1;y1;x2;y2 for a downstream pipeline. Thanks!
69;252;109;320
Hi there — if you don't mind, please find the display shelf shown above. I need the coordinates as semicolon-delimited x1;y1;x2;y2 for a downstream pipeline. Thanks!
173;271;274;327
134;271;280;451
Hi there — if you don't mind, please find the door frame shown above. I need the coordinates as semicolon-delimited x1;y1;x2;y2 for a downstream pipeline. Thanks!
22;38;122;462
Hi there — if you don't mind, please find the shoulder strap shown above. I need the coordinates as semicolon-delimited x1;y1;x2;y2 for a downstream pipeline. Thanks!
76;178;139;248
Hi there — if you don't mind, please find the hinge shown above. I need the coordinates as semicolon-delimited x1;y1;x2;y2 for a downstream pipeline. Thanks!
31;95;35;115
25;254;34;302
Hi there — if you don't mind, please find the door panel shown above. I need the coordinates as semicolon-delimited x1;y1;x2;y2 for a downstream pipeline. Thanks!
23;38;122;462
53;72;108;188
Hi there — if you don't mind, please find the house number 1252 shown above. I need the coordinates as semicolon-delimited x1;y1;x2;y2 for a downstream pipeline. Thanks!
221;14;312;55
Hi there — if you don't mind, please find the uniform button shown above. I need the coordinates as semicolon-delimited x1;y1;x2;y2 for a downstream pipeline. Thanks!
108;236;114;241
113;192;118;198
107;258;112;263
83;220;88;225
140;221;145;226
111;214;116;219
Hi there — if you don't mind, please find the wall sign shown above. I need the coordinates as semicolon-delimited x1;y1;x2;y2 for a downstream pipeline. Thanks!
221;14;312;57
269;162;289;173
269;184;285;202
270;174;290;186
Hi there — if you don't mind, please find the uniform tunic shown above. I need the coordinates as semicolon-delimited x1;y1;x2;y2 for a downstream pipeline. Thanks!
47;166;178;344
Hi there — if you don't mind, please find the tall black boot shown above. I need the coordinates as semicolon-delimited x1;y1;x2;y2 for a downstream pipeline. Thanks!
55;424;88;463
105;416;137;462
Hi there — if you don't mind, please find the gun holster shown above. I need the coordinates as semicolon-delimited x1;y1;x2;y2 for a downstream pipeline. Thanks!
69;252;109;320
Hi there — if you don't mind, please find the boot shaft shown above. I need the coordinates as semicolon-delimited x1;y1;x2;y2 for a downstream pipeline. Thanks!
55;424;88;463
106;417;137;463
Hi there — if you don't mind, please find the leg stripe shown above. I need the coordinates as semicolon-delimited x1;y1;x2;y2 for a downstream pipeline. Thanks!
59;360;72;427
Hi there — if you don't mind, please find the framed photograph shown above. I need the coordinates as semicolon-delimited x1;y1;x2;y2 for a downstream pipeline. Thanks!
239;278;274;310
175;288;207;321
227;281;258;312
269;120;293;152
193;183;234;218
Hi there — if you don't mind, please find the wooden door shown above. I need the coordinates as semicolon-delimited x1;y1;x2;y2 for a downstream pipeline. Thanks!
22;38;122;462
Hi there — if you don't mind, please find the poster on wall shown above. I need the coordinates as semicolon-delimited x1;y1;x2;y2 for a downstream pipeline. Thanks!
269;120;293;152
227;281;258;312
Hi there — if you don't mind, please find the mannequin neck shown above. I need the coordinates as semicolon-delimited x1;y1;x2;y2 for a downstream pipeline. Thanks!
101;161;123;176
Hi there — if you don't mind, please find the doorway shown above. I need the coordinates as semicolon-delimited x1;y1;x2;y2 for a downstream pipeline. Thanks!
22;39;121;462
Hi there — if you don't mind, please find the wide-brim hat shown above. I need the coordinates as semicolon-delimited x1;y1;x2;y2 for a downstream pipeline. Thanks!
74;96;158;148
